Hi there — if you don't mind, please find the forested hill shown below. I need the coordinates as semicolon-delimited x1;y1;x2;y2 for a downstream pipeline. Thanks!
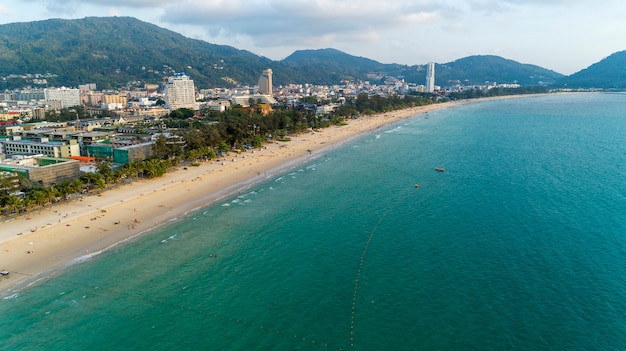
0;16;571;89
434;55;563;86
282;48;405;83
282;50;564;87
554;51;626;89
0;17;305;89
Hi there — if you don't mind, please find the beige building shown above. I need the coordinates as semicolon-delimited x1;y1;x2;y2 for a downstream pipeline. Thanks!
0;155;81;186
102;93;127;105
258;69;273;95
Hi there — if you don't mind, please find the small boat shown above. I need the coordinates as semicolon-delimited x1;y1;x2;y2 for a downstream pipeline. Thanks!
414;184;420;188
435;167;445;172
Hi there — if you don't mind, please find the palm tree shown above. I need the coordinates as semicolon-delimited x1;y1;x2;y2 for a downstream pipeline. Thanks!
81;172;100;192
70;179;84;197
94;177;107;191
28;189;49;211
20;197;34;215
124;161;143;180
54;181;72;201
186;149;202;163
141;159;157;178
113;169;126;185
4;195;22;216
45;185;60;204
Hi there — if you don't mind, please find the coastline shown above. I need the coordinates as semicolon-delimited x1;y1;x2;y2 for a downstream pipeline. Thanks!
0;96;536;295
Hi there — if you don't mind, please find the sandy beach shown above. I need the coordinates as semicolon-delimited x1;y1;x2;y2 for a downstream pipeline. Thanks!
0;99;478;294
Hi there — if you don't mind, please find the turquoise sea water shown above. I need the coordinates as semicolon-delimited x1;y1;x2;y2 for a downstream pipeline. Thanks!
2;93;626;350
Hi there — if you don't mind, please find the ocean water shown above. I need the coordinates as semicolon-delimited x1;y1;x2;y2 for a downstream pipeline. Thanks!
2;93;626;350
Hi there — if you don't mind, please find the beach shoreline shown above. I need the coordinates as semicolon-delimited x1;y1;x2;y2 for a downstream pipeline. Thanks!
0;95;541;295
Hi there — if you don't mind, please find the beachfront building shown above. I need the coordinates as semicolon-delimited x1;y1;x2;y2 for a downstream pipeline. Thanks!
425;62;435;93
258;69;273;95
2;136;81;158
163;73;197;110
0;155;81;186
44;87;81;109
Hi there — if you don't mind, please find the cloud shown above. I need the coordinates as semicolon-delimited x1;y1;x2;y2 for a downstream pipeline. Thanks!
158;0;448;48
0;4;11;15
107;8;122;17
20;0;172;8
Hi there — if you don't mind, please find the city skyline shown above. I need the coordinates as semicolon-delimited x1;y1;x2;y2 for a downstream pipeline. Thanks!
1;1;625;75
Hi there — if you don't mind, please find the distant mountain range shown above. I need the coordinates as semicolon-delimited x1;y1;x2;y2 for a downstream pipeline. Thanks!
0;17;623;90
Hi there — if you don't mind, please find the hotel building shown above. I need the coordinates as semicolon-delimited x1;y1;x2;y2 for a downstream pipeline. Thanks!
258;69;273;95
163;73;197;110
425;62;435;93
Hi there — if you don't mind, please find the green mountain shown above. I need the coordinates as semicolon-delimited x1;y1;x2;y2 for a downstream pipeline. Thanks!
0;16;306;89
282;48;405;83
0;16;566;89
554;51;626;89
434;55;563;86
283;52;564;86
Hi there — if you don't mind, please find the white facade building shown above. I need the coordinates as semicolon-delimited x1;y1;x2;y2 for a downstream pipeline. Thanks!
44;87;81;108
163;73;197;110
2;137;80;158
425;62;435;93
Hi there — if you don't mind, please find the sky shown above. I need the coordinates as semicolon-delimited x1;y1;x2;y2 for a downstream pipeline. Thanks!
0;0;625;75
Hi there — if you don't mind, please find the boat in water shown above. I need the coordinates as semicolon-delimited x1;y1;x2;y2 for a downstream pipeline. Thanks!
435;167;445;172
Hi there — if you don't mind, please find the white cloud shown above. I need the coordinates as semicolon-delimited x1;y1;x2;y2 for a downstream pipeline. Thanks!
0;5;11;16
158;0;449;49
24;0;172;9
107;8;122;17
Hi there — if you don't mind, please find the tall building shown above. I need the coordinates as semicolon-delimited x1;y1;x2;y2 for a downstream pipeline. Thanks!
163;73;197;110
425;62;435;93
44;87;81;108
258;69;273;95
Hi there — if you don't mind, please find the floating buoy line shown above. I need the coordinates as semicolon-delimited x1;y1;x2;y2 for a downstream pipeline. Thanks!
348;187;415;349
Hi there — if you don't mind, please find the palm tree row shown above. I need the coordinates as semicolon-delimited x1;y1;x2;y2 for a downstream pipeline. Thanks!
0;158;173;218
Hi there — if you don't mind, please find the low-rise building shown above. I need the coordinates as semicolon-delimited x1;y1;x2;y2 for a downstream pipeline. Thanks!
2;137;80;158
231;94;277;107
0;155;81;186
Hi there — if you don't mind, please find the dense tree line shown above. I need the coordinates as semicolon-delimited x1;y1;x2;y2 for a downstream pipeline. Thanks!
0;158;172;218
332;93;437;117
446;86;549;100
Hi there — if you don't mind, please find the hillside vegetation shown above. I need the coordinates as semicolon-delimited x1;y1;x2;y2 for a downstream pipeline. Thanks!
554;51;626;89
9;16;625;90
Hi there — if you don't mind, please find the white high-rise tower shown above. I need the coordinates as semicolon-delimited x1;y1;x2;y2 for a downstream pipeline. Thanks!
164;73;197;110
425;62;435;93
